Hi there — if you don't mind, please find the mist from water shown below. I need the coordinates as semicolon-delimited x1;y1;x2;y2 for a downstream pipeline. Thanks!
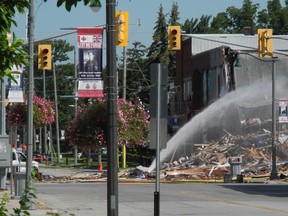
148;75;288;172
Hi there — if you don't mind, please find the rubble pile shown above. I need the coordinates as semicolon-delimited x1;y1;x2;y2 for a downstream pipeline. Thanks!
38;127;288;183
155;128;288;182
119;126;286;182
39;172;105;183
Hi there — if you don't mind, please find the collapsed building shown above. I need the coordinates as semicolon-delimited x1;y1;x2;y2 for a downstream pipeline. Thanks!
153;33;288;181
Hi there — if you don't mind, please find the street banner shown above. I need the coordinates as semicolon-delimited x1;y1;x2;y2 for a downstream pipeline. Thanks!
8;65;24;103
77;27;104;98
278;100;288;123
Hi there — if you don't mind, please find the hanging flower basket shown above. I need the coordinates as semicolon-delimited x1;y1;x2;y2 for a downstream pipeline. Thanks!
66;98;150;150
7;95;55;128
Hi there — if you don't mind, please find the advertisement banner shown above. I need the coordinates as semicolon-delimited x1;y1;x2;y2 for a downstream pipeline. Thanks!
77;27;104;98
279;100;288;123
8;65;24;103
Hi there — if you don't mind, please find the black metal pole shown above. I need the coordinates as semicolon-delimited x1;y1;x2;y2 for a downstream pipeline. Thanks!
270;57;278;180
26;0;34;191
154;191;160;216
106;0;118;215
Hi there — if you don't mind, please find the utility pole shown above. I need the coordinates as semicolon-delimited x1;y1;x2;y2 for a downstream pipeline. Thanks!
122;46;127;169
0;76;10;190
270;57;278;180
73;47;78;165
26;0;34;207
43;70;48;155
53;61;61;163
106;0;119;215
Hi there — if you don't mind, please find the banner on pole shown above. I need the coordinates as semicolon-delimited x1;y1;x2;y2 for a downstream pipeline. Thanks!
279;100;288;123
8;65;24;103
77;27;104;98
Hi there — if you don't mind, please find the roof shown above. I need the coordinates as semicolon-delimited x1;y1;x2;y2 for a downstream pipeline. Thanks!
184;34;288;56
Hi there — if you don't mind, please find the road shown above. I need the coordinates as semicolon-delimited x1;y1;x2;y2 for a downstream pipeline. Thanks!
34;182;288;216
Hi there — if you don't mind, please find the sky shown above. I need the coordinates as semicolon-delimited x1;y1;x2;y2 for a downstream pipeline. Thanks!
12;0;284;64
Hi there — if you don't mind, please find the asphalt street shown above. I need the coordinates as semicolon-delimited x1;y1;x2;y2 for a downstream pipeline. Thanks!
34;182;288;216
2;166;288;216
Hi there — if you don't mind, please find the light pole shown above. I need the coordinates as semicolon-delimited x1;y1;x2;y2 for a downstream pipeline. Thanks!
26;0;35;208
90;0;118;215
236;52;278;180
106;1;118;215
270;56;278;180
73;47;78;165
53;61;61;163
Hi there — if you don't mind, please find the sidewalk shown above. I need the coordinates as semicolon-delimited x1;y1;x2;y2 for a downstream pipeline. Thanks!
0;182;71;216
0;165;102;216
0;189;50;215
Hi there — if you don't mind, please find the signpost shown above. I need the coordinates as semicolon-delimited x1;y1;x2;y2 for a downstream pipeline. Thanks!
149;63;168;216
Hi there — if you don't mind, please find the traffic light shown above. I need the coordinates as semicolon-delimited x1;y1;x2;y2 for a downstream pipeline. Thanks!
38;44;52;70
115;11;129;46
168;26;181;50
258;28;273;58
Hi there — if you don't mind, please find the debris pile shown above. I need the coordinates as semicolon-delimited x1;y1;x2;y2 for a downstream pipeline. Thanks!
127;126;288;183
38;172;105;183
38;126;288;183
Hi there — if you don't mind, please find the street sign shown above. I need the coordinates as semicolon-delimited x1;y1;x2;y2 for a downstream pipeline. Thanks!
0;135;11;167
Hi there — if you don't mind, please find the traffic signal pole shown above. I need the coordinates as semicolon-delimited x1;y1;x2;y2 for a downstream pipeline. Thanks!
26;0;34;207
106;0;119;215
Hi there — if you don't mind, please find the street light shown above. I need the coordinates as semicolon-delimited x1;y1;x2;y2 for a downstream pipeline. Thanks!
90;0;118;215
25;0;35;208
235;51;278;180
90;0;102;13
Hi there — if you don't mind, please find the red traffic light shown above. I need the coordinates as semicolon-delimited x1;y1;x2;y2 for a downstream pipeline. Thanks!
171;29;178;35
168;26;181;50
38;44;52;70
42;48;49;55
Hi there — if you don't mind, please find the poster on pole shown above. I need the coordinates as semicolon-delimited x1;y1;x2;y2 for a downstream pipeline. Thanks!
8;65;24;103
278;100;288;123
77;27;104;98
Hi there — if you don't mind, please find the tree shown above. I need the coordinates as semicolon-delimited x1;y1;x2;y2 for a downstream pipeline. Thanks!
182;18;199;34
0;1;30;79
146;4;169;64
66;98;149;153
210;0;259;34
240;0;258;30
196;15;213;33
210;12;230;33
118;41;150;105
257;0;288;34
167;2;181;83
34;39;76;152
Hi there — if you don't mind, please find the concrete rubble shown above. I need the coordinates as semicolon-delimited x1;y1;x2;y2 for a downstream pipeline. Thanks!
37;119;288;183
128;124;287;183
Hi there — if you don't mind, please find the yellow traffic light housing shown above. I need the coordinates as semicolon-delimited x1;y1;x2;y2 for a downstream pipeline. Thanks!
116;11;129;46
258;28;273;58
168;26;181;50
38;44;52;70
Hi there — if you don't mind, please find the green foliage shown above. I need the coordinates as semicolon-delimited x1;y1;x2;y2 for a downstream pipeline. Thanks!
118;41;150;105
147;4;168;65
52;0;90;12
33;39;77;147
66;98;149;151
17;187;36;216
0;1;29;80
0;187;36;216
30;167;38;182
0;193;9;216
